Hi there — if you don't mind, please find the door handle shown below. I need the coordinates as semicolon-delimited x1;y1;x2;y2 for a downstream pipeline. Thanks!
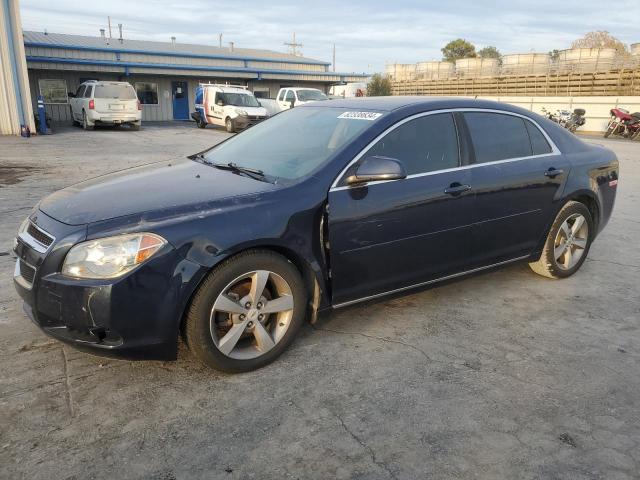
544;168;564;178
444;183;472;195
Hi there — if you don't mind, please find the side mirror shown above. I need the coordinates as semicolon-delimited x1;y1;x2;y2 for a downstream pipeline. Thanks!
346;156;406;186
68;92;76;98
216;100;225;106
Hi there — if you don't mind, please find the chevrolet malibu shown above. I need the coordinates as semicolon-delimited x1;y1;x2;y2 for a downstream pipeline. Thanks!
13;97;618;372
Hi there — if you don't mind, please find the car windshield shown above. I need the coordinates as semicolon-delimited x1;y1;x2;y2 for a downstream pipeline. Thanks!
297;90;328;101
201;107;382;181
222;93;260;107
94;84;137;99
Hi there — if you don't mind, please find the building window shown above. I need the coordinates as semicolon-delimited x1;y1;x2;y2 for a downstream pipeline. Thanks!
135;82;159;105
253;88;270;99
38;79;68;104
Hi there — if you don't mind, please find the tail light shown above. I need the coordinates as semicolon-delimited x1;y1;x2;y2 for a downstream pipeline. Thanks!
137;100;142;111
88;99;95;110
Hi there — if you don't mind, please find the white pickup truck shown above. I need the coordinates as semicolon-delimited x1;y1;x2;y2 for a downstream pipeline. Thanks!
275;87;328;111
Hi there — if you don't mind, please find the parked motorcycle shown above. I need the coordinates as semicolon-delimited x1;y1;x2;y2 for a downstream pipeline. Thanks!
604;108;640;140
541;107;586;133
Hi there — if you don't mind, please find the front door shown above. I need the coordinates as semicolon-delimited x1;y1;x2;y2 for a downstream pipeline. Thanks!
327;112;476;305
462;111;571;265
172;81;189;120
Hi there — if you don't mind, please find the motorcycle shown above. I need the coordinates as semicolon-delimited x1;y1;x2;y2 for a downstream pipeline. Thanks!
604;108;640;140
541;107;586;133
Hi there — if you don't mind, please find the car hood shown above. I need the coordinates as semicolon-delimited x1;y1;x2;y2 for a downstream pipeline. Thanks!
39;159;278;225
233;105;267;116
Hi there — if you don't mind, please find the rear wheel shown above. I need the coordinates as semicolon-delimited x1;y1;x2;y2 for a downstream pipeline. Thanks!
185;250;307;372
529;201;593;279
225;117;234;133
130;122;140;131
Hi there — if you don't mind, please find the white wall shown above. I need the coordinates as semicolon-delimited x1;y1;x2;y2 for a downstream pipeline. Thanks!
471;96;640;133
0;0;34;135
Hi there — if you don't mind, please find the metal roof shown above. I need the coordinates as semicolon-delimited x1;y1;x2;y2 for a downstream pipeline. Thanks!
23;31;330;66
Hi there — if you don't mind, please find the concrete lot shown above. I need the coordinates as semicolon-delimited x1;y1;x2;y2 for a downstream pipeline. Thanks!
0;123;639;479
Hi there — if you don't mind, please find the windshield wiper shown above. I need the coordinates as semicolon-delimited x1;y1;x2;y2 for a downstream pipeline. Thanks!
212;162;268;182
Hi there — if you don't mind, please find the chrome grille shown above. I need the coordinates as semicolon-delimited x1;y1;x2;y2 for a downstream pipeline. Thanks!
27;223;54;247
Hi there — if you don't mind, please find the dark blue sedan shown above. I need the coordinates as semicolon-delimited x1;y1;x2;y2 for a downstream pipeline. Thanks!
13;97;619;372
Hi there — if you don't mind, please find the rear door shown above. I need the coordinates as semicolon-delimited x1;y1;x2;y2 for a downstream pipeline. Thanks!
93;83;137;114
327;112;476;305
462;111;570;266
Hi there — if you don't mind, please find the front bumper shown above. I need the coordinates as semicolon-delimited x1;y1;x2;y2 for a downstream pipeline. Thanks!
232;115;266;130
13;211;205;360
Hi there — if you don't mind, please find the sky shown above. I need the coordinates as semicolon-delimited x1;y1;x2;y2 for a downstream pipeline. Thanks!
19;0;639;73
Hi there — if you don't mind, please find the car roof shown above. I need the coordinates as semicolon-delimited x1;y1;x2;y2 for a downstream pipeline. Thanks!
82;80;132;86
304;96;529;114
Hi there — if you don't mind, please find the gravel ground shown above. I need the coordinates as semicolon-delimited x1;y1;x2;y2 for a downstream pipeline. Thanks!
0;123;639;480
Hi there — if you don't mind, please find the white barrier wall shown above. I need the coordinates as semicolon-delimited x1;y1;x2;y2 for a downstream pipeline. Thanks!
470;96;640;133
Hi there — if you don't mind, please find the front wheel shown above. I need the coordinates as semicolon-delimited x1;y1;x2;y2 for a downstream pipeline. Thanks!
604;120;616;138
184;250;307;372
225;117;235;133
529;201;593;279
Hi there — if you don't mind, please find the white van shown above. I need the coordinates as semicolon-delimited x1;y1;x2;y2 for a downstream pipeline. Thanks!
69;81;141;130
192;84;268;133
276;87;328;111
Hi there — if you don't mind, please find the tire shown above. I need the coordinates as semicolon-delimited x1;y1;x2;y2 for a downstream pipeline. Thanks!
82;111;94;130
225;117;235;133
130;123;140;131
529;201;593;279
197;119;207;129
184;250;307;372
604;121;615;138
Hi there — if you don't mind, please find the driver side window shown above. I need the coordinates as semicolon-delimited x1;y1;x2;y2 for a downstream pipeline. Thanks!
365;113;460;175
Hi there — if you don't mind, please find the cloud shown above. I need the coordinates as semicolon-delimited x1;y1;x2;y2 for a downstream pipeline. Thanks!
19;0;639;72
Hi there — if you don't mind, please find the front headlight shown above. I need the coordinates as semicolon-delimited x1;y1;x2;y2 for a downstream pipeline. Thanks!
17;217;29;235
62;233;166;279
235;108;248;116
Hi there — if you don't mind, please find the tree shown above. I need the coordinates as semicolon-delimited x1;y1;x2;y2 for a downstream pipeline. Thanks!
478;46;502;65
571;31;627;54
367;73;392;96
441;39;476;62
548;49;560;62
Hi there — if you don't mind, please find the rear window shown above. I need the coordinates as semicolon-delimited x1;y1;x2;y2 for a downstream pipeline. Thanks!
94;84;136;100
525;120;553;155
464;112;532;163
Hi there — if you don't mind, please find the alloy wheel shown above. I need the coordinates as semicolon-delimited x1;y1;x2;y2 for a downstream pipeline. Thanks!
209;270;294;359
553;213;589;270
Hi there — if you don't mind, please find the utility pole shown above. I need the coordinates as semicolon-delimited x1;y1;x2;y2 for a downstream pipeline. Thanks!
218;33;223;48
107;16;112;38
332;43;336;72
284;32;303;56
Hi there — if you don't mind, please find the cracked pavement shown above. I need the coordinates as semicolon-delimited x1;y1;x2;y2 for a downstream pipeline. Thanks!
1;124;639;479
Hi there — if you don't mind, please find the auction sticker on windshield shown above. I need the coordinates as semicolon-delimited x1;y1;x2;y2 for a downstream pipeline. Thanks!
337;111;383;121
